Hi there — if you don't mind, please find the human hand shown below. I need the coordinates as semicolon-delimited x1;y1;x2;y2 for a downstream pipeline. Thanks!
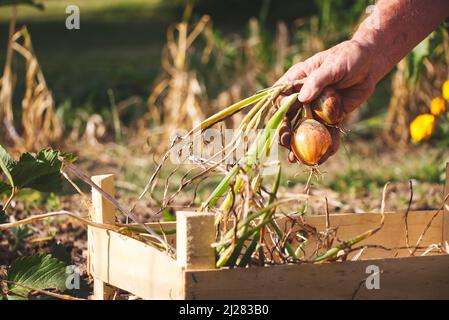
275;39;380;162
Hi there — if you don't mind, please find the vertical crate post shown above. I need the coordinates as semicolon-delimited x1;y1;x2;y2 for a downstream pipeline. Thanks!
176;212;216;270
443;164;449;245
89;174;116;300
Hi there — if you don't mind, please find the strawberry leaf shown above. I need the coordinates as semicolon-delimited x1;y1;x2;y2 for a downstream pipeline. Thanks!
0;148;76;194
0;144;15;188
7;254;67;297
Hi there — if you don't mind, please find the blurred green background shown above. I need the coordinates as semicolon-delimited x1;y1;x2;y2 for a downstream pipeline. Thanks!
0;0;448;226
1;0;449;210
0;0;377;115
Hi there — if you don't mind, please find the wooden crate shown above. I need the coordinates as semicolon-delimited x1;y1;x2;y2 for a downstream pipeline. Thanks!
87;167;449;300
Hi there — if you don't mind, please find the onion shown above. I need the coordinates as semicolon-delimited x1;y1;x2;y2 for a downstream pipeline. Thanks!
291;119;332;166
311;87;344;126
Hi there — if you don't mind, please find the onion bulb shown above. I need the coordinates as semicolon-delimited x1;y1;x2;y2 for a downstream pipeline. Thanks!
311;87;344;126
291;119;332;166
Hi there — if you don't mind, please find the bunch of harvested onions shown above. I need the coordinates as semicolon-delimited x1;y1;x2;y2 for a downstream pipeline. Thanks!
144;82;358;267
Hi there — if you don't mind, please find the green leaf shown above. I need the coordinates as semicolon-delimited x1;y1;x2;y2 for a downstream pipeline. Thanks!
406;30;439;84
49;244;90;299
7;254;67;296
0;144;15;188
0;147;75;194
10;149;67;193
0;0;44;10
408;40;429;83
25;171;63;193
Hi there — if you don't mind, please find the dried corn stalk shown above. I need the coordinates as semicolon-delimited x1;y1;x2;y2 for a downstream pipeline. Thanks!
147;15;213;151
0;12;62;152
0;6;18;145
13;27;62;150
384;29;449;146
383;59;414;146
210;19;292;129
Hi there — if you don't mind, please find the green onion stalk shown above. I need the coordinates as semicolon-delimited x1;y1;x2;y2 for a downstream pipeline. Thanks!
202;93;300;267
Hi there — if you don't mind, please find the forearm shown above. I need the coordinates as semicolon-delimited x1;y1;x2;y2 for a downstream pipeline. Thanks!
352;0;449;83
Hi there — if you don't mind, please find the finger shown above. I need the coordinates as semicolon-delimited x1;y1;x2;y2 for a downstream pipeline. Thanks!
274;53;325;91
279;117;292;147
279;99;302;150
278;100;301;149
285;100;301;119
275;91;303;112
291;51;329;79
275;62;308;89
298;60;341;103
274;52;327;107
275;93;288;109
288;151;297;163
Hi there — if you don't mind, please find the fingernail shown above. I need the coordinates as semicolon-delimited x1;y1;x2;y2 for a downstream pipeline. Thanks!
280;132;291;146
288;152;297;163
298;86;311;102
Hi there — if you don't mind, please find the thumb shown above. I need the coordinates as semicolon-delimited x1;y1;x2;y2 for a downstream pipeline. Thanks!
298;61;338;102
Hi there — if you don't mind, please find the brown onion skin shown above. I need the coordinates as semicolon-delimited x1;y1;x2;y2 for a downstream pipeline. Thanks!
311;87;344;126
317;126;340;165
291;119;332;166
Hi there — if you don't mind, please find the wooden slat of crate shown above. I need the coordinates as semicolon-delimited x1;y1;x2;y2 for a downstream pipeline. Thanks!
443;164;449;246
184;254;449;300
301;210;444;259
88;174;184;300
148;210;443;260
88;174;116;299
89;228;184;299
89;210;446;299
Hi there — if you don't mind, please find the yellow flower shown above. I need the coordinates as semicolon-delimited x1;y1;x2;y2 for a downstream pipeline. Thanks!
409;114;436;143
443;80;449;101
430;97;446;116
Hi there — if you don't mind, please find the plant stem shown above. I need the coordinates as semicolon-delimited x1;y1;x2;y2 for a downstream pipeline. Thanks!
186;89;275;138
303;103;313;119
215;197;303;251
202;93;299;210
3;187;16;211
